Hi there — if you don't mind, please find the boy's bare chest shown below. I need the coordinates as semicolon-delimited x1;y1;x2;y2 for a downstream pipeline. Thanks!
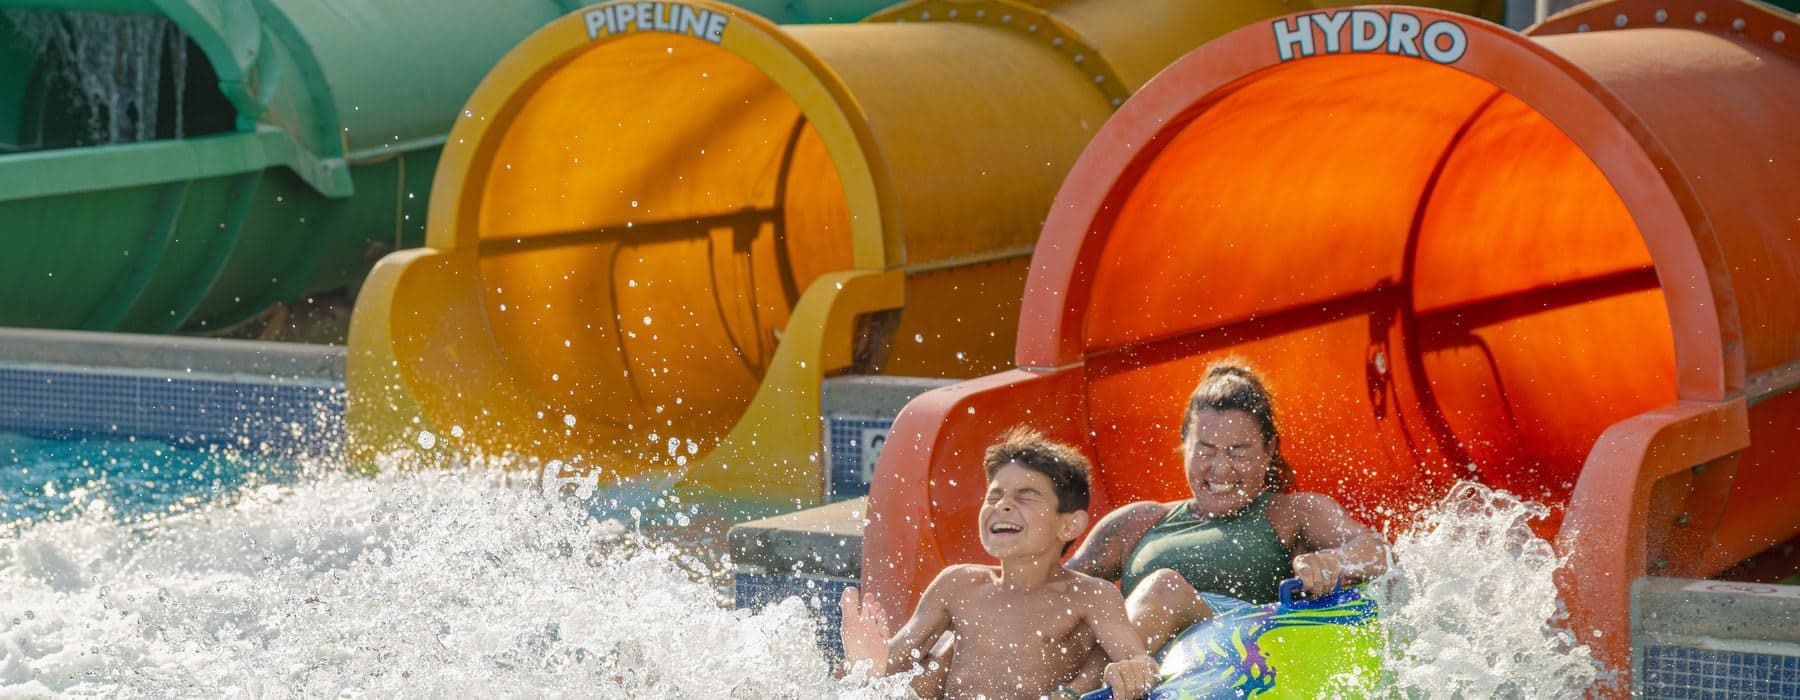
946;590;1090;651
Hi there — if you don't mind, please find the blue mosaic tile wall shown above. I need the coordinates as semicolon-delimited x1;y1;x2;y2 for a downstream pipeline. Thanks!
0;365;343;458
826;416;890;500
735;571;855;662
1640;645;1800;699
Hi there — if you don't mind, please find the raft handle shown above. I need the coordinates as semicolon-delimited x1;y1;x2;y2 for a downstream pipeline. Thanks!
1278;577;1358;609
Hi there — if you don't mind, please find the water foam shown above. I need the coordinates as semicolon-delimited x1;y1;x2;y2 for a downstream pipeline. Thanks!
3;432;1602;700
1355;481;1603;698
0;465;912;698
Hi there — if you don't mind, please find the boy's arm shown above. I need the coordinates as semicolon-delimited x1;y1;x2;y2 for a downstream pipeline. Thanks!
1081;581;1161;699
840;570;958;676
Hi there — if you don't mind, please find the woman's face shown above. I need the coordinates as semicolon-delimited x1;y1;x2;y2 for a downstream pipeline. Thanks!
1183;408;1272;518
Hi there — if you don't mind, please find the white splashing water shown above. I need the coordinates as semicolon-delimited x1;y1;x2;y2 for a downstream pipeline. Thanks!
2;447;1600;699
0;466;914;698
1357;481;1604;698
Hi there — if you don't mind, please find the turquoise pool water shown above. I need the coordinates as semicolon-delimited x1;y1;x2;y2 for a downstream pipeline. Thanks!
0;434;914;696
0;432;308;526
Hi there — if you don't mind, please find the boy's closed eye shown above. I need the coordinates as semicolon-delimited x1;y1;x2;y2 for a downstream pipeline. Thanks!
986;487;1046;505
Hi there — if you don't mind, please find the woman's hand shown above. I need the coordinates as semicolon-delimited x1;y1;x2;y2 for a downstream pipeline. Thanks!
1290;549;1347;597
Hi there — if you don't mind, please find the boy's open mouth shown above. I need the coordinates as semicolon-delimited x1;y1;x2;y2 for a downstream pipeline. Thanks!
988;522;1023;534
1205;482;1239;494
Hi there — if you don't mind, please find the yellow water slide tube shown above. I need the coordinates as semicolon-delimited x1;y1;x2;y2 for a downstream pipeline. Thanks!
348;0;1500;503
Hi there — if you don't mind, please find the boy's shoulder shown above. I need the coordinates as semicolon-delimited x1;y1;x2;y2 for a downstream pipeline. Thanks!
931;564;1117;600
938;562;999;586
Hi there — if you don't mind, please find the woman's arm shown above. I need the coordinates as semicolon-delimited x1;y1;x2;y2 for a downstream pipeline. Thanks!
1065;502;1170;582
1275;493;1391;596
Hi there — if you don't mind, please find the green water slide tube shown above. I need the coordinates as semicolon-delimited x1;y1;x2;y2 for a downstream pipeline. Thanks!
0;0;887;333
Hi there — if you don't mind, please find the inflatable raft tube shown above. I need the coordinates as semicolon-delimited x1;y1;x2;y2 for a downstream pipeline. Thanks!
1083;580;1380;700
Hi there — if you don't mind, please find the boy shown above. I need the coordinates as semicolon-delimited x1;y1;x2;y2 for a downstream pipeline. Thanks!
840;426;1161;699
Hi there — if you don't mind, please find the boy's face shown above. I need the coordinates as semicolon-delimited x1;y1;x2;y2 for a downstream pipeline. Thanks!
979;463;1088;560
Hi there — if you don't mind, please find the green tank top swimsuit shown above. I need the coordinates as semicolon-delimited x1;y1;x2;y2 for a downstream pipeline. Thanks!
1120;492;1292;604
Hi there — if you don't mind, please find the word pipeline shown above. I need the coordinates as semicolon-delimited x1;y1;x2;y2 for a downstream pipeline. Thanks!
587;2;730;44
1273;10;1469;65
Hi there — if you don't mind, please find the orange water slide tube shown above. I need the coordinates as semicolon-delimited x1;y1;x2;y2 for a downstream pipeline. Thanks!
863;0;1798;684
347;0;1502;503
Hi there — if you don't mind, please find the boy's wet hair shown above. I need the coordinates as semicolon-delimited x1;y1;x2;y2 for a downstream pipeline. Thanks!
982;425;1091;514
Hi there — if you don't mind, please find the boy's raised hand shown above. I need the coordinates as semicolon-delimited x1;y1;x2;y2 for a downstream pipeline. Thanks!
839;586;890;675
1102;657;1161;700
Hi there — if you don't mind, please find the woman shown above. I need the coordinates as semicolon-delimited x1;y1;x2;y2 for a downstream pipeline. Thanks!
1067;360;1391;652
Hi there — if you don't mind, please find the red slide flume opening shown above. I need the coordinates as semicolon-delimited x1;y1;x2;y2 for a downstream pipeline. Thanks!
864;2;1799;684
